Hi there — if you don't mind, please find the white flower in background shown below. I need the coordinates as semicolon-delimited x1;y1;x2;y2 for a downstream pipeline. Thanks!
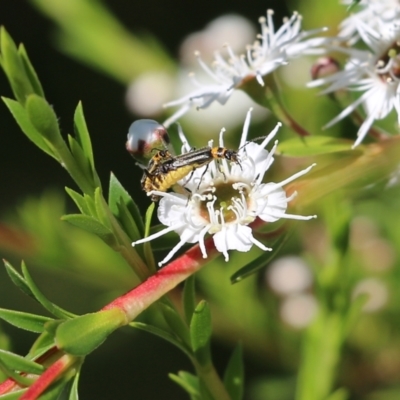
309;16;400;147
132;109;316;266
339;0;400;44
163;10;328;127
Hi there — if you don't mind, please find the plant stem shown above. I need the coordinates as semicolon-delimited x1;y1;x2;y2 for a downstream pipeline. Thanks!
102;237;217;321
194;360;231;400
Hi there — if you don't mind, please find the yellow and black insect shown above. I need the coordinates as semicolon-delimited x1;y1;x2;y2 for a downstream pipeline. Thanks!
141;145;244;201
127;119;264;201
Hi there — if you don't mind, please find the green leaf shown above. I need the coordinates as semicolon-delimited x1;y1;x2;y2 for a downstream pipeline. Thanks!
21;262;76;319
169;371;200;398
144;202;155;238
65;187;90;215
73;102;95;174
0;358;33;386
0;349;44;375
0;27;34;104
18;44;45;98
2;97;55;159
3;259;34;298
61;214;117;246
223;344;244;400
0;390;27;400
190;301;212;367
277;136;355;157
68;370;81;400
129;322;191;358
183;275;196;325
108;173;144;237
230;232;290;284
55;309;126;356
116;201;142;243
25;94;62;144
28;331;56;360
83;193;97;216
94;187;112;229
68;134;93;185
160;303;191;348
0;308;52;333
143;202;156;267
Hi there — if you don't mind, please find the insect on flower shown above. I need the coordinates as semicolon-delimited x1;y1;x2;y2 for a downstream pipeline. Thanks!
132;109;317;267
128;119;253;201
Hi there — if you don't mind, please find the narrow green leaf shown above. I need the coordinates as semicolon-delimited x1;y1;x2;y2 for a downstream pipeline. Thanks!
108;173;144;235
0;358;34;387
83;193;97;216
18;44;45;97
61;214;117;246
0;349;44;375
44;320;65;339
0;27;34;104
65;187;90;215
143;202;156;266
55;309;126;356
116;201;142;242
190;301;212;367
183;275;196;325
0;308;52;333
73;102;95;172
21;262;76;319
2;97;55;158
169;371;200;398
144;202;155;238
94;187;112;229
129;322;191;358
68;135;93;184
26;94;62;143
277;136;356;157
28;331;56;360
68;370;81;400
160;303;191;348
3;259;34;298
223;344;244;400
0;390;27;400
230;232;290;284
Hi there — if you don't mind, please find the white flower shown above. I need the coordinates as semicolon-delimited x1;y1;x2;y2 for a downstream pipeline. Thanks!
309;17;400;147
132;109;316;267
162;10;328;127
339;0;400;44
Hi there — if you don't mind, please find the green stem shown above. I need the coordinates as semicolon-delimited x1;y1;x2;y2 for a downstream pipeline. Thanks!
240;73;311;137
193;360;231;400
296;311;343;400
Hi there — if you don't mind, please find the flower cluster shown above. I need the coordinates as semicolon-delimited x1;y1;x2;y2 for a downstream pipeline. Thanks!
133;109;316;266
163;10;328;127
310;0;400;147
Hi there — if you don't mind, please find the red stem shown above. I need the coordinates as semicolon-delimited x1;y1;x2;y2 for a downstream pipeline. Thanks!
103;237;217;321
20;355;74;400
